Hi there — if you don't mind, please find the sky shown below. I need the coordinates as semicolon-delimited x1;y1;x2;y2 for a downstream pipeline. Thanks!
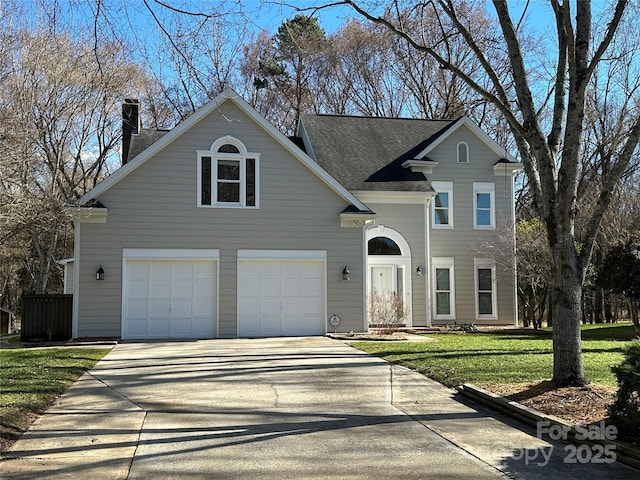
10;0;567;44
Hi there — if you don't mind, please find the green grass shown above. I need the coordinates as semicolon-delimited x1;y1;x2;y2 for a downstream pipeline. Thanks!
351;323;636;388
0;347;111;452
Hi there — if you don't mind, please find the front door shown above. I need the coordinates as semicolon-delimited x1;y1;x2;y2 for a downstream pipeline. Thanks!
369;265;406;326
370;265;405;299
366;227;413;328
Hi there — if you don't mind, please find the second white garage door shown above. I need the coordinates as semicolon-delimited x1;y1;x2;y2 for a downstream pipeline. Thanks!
238;259;325;337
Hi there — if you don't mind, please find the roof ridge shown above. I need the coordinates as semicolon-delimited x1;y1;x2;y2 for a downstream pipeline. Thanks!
305;113;456;122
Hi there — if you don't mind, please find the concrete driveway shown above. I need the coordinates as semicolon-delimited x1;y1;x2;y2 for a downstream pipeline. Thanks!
1;337;636;479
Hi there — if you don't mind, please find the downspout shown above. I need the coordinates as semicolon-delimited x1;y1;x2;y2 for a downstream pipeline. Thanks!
425;197;432;327
511;172;519;326
72;221;80;339
362;222;369;332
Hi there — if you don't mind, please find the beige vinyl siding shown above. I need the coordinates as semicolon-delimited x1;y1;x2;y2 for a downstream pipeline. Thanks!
363;202;428;327
428;125;516;325
76;101;364;337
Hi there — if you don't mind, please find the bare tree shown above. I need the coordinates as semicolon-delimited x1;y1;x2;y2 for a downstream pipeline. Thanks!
332;0;640;386
323;19;408;117
132;0;250;124
0;27;148;297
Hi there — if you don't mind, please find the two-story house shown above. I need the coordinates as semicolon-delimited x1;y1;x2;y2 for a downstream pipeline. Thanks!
67;89;520;339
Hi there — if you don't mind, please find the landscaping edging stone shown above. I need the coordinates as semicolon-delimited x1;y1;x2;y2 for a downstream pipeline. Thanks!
457;383;640;471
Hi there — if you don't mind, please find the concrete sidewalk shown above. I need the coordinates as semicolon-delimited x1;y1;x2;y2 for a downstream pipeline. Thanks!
1;337;636;479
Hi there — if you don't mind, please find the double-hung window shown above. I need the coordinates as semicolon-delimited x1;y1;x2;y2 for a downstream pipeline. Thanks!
431;181;453;228
475;258;497;319
197;136;259;208
432;257;455;320
473;182;495;229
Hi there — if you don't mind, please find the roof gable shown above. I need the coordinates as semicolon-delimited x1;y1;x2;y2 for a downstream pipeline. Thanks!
79;89;370;212
415;116;517;162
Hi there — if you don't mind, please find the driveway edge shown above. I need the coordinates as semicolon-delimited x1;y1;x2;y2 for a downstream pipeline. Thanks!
458;383;640;471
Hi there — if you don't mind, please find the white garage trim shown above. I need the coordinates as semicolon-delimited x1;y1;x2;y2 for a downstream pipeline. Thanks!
237;250;326;260
121;249;220;339
123;248;220;260
237;250;327;337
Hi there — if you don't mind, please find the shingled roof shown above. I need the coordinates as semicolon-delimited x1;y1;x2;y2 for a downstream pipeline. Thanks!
128;128;169;161
298;114;456;192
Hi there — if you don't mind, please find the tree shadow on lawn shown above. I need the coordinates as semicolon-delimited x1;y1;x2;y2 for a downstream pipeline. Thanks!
580;324;637;341
371;348;554;360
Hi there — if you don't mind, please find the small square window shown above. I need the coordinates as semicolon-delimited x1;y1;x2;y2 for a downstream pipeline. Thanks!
217;182;240;203
218;159;240;180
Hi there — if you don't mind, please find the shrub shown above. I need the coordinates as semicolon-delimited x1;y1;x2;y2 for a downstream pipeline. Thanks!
609;342;640;441
368;290;409;334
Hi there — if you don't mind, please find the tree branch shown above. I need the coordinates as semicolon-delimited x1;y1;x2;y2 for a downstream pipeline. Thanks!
579;114;640;269
585;0;628;79
344;1;524;137
492;0;557;219
546;0;567;156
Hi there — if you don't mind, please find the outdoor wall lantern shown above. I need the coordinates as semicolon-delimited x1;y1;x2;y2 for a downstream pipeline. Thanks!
416;266;424;277
96;265;105;281
342;266;351;282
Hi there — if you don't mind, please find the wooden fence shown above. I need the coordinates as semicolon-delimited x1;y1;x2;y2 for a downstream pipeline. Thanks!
21;295;73;341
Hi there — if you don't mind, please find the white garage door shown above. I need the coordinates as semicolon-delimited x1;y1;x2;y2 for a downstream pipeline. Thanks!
124;259;217;339
238;259;325;337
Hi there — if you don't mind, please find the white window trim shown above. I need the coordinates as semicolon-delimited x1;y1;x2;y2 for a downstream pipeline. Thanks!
432;257;455;320
431;181;454;229
197;135;260;208
475;258;498;320
473;182;495;230
457;142;469;163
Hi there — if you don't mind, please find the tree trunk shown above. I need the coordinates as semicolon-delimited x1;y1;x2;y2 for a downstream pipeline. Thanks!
550;238;587;386
594;287;603;324
604;295;612;323
629;299;640;338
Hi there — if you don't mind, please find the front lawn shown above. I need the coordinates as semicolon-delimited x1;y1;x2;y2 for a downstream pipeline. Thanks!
351;323;635;388
0;347;111;452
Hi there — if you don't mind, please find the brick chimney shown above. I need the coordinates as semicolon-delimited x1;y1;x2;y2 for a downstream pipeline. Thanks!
122;99;140;165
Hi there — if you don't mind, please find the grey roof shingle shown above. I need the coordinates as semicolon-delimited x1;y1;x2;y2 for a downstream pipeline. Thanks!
299;114;456;192
128;129;169;160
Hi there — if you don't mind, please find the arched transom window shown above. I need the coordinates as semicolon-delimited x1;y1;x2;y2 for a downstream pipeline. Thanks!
368;237;402;255
197;136;260;208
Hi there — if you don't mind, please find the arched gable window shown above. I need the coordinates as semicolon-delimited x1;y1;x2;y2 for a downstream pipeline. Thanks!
457;142;469;163
217;143;240;154
368;237;402;255
197;136;260;208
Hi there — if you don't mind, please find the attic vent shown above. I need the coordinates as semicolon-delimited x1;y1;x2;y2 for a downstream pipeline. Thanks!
218;144;240;154
457;142;469;163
